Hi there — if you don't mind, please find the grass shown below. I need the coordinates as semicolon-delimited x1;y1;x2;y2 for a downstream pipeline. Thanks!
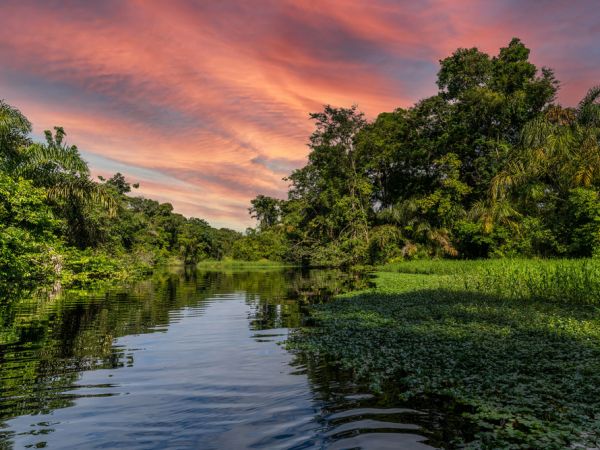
288;258;600;449
382;258;600;304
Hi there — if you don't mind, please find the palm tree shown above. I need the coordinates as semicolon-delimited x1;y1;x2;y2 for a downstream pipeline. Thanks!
17;127;116;215
0;100;32;163
491;85;600;199
1;113;117;247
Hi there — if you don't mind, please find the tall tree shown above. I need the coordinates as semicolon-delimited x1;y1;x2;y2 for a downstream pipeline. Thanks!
249;195;283;229
287;106;369;240
0;100;32;164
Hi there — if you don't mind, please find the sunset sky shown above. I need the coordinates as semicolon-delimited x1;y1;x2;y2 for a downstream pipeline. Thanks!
1;0;599;229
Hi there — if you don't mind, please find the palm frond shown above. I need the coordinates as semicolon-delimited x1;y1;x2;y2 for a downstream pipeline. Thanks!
521;116;555;149
491;160;529;199
0;100;32;156
577;85;600;127
470;199;521;234
22;141;89;175
48;176;117;216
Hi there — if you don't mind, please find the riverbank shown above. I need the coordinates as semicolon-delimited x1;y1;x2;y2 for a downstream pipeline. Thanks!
196;259;293;269
2;254;294;307
289;259;600;449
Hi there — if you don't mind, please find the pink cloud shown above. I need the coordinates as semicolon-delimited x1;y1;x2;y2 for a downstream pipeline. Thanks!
1;0;598;229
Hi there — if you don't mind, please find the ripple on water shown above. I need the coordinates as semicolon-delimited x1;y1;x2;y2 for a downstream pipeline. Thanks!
1;269;443;449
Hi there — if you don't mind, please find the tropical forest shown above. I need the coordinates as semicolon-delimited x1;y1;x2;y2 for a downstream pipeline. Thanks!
2;35;600;450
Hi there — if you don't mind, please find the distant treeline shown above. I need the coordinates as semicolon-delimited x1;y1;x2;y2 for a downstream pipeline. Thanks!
247;38;600;266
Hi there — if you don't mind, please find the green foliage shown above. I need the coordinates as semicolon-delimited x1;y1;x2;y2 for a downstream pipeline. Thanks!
564;188;600;256
99;171;139;194
249;194;283;229
232;227;290;262
368;224;404;263
175;218;211;264
0;100;32;161
0;100;251;297
0;173;60;295
437;46;493;99
246;38;590;265
61;249;131;287
289;259;600;448
281;105;371;265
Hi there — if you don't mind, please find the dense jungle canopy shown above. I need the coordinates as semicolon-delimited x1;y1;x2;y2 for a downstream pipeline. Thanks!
249;38;600;265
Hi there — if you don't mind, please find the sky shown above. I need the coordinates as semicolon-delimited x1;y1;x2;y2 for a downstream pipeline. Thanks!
1;0;599;229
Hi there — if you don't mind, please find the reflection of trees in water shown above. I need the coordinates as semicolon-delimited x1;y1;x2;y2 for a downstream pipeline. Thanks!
246;269;371;330
0;272;200;443
0;268;367;444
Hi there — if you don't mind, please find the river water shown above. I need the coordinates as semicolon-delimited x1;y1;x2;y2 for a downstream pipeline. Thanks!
0;268;444;449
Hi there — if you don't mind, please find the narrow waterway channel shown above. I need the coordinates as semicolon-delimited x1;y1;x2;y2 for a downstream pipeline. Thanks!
0;268;445;449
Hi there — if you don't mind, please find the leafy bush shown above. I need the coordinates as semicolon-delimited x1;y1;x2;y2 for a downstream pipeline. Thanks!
565;188;600;257
0;174;61;296
61;250;129;287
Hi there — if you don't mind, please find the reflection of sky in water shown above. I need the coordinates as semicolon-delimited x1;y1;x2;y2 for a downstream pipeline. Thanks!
2;271;438;449
7;296;315;449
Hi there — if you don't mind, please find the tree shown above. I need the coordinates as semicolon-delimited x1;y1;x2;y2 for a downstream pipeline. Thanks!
176;218;212;264
287;105;370;244
435;38;558;198
249;195;283;229
18;128;116;247
492;86;600;199
100;172;139;195
0;100;32;163
437;47;493;99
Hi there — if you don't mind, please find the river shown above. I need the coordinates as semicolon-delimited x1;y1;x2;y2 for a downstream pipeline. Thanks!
0;268;444;449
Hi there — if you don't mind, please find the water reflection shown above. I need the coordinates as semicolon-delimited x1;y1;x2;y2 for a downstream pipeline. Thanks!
0;268;441;449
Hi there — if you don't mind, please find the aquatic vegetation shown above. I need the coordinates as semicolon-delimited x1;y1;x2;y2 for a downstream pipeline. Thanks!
290;259;600;448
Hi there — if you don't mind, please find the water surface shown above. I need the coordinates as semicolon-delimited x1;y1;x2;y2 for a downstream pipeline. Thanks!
0;268;444;449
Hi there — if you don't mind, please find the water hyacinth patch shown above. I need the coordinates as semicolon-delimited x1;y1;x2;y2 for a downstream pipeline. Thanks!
289;259;600;449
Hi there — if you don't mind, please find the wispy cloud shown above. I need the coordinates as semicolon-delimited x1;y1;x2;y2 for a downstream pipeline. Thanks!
1;0;598;228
